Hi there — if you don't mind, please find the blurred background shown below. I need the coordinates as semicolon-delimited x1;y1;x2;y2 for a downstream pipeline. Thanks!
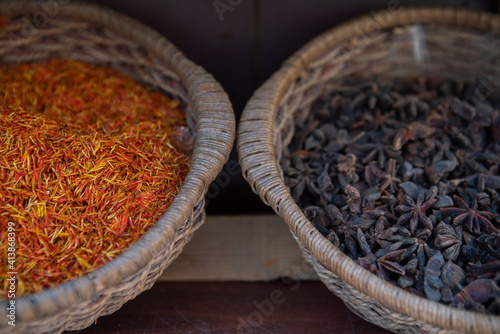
85;0;498;214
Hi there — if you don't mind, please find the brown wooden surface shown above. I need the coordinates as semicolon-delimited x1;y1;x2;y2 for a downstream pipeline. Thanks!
73;281;391;334
159;215;318;281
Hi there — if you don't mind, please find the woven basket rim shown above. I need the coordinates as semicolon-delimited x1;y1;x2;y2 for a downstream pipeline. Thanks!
0;0;235;324
238;6;500;333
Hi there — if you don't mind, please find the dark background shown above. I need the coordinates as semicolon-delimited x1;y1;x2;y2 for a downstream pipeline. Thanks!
86;0;497;214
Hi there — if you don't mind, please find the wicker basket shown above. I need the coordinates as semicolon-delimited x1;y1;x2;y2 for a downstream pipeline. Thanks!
238;7;500;334
0;1;235;333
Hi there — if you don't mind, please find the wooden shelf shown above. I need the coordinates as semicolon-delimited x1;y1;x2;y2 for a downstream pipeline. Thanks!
76;281;391;334
72;215;391;333
159;215;318;281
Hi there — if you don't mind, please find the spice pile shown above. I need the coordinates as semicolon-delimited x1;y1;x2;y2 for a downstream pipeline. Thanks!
0;59;191;297
283;77;500;314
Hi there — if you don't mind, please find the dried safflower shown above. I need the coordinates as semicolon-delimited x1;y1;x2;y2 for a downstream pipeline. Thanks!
0;59;190;297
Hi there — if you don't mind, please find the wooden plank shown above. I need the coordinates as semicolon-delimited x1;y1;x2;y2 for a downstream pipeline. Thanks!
81;281;391;334
159;215;319;281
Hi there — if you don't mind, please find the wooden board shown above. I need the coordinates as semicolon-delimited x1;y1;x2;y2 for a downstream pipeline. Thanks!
159;215;319;281
79;281;391;334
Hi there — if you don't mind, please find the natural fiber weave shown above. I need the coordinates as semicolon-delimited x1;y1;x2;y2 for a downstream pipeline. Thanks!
238;7;500;334
0;1;235;333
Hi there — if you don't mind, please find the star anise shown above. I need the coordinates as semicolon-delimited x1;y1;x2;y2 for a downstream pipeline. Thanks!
378;248;406;275
396;193;437;234
336;153;359;185
284;155;319;201
491;110;500;142
391;121;435;151
461;232;496;263
440;195;498;234
456;151;496;175
376;158;401;194
334;219;360;259
360;109;402;133
357;140;401;167
401;161;425;183
393;94;429;120
426;140;459;183
434;222;462;261
366;216;410;253
477;234;500;260
345;184;361;215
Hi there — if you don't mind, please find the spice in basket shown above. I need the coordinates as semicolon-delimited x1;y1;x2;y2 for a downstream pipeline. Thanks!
282;77;500;314
0;59;191;297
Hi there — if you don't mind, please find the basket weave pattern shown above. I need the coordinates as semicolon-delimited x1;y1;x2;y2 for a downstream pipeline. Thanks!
239;7;500;334
0;2;234;333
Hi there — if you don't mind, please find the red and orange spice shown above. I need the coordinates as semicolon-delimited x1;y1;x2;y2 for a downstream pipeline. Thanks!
0;59;191;297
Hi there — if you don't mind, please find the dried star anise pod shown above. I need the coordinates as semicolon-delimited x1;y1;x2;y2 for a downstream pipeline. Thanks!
441;260;465;292
283;76;500;315
396;193;437;234
378;248;406;276
284;155;320;201
400;229;432;269
391;121;435;151
467;260;500;280
365;109;402;132
427;141;459;183
454;279;500;311
357;139;401;167
337;153;359;185
424;252;445;302
441;195;498;234
376;158;401;194
344;184;361;214
434;222;462;261
367;217;394;249
477;234;500;260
